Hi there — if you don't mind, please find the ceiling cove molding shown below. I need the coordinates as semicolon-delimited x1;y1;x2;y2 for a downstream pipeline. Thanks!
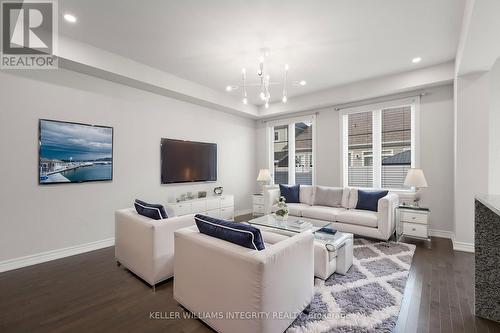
455;0;500;76
55;36;260;118
258;61;455;118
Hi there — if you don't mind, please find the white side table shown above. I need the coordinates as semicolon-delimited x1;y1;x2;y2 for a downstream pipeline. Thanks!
396;205;430;241
252;193;264;216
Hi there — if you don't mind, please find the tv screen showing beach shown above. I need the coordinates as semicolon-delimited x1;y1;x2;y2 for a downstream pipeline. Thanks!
39;119;113;184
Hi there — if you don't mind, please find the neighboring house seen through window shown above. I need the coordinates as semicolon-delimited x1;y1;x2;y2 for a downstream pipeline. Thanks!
341;98;418;189
268;116;315;186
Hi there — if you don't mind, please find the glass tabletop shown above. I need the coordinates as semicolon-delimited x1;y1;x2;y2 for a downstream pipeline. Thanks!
248;214;330;234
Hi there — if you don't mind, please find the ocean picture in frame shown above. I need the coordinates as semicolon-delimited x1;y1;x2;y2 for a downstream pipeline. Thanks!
39;119;113;184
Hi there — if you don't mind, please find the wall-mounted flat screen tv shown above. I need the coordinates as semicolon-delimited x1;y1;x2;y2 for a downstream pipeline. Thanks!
161;138;217;184
39;119;113;184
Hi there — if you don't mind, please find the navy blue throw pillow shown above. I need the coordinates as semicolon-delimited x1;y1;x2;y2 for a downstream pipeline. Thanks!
194;214;265;251
356;190;389;212
134;199;168;220
279;184;300;203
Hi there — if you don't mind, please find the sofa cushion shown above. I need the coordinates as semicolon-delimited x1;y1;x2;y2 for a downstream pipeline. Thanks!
134;199;167;220
313;186;343;207
336;209;379;228
299;185;314;205
356;190;389;212
279;184;300;203
194;214;265;251
301;206;346;221
341;188;350;208
348;188;358;209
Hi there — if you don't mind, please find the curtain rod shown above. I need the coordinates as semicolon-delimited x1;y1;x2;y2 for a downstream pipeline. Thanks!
333;91;427;111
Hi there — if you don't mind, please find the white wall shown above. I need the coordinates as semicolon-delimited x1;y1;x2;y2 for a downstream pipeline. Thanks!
0;69;257;262
419;85;455;233
454;72;490;249
315;108;341;187
256;85;455;233
489;58;500;194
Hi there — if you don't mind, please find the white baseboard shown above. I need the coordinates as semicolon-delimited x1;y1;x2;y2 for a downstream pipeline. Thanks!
452;239;474;253
427;229;474;253
235;209;252;216
0;238;115;273
428;229;454;239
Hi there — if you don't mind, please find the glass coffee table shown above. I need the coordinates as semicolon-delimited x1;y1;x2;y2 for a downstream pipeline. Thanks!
248;214;330;234
248;214;354;277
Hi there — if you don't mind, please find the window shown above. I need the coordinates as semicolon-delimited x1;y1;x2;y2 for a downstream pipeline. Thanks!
341;98;418;189
294;121;313;185
273;125;288;185
347;111;373;187
268;116;315;185
381;107;411;188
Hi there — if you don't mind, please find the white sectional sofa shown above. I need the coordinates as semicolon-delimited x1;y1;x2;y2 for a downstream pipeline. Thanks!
264;185;399;240
115;208;195;288
174;226;314;333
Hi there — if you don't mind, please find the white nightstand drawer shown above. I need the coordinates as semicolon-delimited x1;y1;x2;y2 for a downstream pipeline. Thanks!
220;195;234;208
174;203;192;216
403;222;428;238
253;204;264;213
220;207;234;220
206;198;220;211
401;211;428;224
253;195;264;205
191;200;207;213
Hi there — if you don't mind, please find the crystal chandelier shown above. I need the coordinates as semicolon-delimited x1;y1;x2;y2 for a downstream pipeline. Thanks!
225;54;306;108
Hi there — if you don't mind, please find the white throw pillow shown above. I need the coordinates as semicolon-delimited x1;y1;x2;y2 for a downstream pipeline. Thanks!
348;188;359;209
299;185;314;205
313;186;343;207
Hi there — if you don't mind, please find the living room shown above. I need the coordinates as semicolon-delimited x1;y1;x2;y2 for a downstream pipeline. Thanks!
1;1;499;332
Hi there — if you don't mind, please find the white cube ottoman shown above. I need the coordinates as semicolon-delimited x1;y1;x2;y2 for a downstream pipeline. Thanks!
313;232;353;279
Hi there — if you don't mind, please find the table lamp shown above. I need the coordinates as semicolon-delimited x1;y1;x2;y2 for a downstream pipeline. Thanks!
404;168;428;207
257;169;272;193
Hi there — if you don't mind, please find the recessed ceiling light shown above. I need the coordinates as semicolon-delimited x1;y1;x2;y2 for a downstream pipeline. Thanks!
64;14;77;23
412;57;422;64
299;80;307;86
225;85;232;92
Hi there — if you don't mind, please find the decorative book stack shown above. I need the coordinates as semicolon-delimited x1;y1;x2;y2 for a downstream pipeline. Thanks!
288;219;312;231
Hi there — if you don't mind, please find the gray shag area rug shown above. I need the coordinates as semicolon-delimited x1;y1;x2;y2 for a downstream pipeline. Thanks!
287;238;415;333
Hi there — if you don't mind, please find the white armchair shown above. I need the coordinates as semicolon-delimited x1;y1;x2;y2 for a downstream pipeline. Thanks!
174;226;314;333
114;208;195;288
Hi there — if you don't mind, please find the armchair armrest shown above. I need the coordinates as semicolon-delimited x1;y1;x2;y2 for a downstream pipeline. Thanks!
115;208;195;285
115;209;155;283
255;231;314;317
263;188;280;214
377;193;399;240
150;214;195;259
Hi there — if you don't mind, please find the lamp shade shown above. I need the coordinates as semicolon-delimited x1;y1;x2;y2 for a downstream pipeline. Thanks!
257;169;272;182
404;168;428;188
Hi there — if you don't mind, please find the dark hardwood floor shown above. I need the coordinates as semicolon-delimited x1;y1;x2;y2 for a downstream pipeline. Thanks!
1;215;499;333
